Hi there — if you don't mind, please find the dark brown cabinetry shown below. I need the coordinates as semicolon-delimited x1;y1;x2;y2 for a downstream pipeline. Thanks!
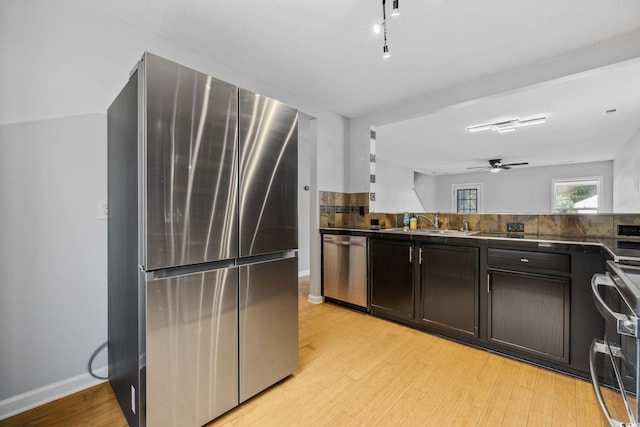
487;249;571;363
370;239;414;321
419;244;479;338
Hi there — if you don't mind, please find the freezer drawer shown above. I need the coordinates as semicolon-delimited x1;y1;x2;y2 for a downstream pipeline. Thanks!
239;256;298;402
322;234;368;308
146;266;239;426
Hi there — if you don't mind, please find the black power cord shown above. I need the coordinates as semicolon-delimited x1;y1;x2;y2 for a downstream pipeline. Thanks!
88;341;108;380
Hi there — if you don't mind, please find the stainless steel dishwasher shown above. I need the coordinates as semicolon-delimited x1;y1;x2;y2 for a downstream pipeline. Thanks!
322;234;368;310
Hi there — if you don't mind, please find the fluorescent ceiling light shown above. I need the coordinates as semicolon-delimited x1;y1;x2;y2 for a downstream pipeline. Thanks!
467;116;547;134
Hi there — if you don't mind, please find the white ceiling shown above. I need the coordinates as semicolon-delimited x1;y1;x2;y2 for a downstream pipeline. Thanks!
84;0;640;174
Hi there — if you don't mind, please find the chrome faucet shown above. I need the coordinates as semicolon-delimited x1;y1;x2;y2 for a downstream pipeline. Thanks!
418;214;440;229
461;219;470;232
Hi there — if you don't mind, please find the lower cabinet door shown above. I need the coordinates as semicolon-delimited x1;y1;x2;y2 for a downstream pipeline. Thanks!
420;244;479;337
370;239;414;321
488;269;570;362
146;266;239;427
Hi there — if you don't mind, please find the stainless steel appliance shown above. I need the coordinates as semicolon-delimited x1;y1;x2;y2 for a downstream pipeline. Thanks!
590;260;640;426
107;53;298;427
322;234;368;309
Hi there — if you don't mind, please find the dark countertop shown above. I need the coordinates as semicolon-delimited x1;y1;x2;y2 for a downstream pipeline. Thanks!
320;227;640;263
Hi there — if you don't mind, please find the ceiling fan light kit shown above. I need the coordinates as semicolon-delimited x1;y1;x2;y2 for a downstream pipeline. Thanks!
467;116;547;134
468;159;530;173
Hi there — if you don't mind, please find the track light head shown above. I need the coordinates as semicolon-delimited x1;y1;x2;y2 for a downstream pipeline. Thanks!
382;44;390;59
392;0;400;16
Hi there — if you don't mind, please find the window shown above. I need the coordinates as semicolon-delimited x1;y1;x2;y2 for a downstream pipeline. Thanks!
552;177;601;214
452;183;483;213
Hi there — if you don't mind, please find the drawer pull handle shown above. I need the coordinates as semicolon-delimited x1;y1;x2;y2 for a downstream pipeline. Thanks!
520;258;529;263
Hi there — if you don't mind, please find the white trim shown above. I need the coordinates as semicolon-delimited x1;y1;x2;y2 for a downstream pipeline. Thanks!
451;183;484;213
0;367;108;420
307;294;324;304
551;176;602;213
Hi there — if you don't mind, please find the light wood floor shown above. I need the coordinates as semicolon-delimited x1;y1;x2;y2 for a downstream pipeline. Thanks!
2;286;614;426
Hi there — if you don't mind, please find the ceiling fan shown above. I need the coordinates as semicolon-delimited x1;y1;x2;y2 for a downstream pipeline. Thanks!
468;159;529;173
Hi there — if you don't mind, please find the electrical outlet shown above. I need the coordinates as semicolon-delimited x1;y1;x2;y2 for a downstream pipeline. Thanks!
507;222;524;232
98;200;108;220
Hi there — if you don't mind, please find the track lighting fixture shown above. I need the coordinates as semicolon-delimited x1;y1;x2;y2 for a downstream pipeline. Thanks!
373;0;399;59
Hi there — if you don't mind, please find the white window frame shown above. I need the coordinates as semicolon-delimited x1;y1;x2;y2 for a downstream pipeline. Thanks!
551;176;602;214
452;183;484;213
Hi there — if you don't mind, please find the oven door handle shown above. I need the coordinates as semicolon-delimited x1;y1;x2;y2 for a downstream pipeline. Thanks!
591;273;639;338
589;338;637;426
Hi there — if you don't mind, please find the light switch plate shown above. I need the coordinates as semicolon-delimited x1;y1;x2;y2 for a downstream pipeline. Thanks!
98;200;108;220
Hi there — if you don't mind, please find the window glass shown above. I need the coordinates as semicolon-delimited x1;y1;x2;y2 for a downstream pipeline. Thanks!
452;183;483;213
552;178;601;213
457;188;478;213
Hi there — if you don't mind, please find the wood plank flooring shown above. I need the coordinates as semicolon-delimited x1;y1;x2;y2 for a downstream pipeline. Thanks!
2;291;613;426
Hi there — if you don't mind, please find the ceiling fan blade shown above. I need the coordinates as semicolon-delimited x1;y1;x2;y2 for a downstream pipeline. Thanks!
502;166;511;170
467;166;491;170
502;162;529;167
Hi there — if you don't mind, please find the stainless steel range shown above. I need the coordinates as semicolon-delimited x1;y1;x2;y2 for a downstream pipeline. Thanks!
591;260;640;426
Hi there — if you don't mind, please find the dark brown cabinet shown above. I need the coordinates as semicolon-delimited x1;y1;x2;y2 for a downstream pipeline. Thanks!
419;244;479;338
487;249;571;363
370;239;414;321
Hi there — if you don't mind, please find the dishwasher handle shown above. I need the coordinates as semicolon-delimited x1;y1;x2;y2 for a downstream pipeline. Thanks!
323;236;367;247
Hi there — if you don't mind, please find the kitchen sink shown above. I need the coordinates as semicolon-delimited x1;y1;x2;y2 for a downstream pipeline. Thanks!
413;228;480;236
385;228;480;236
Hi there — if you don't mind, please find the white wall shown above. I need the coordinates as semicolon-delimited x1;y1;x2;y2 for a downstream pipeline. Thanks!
297;116;311;276
429;161;613;213
613;129;640;212
374;159;424;213
349;33;640;204
0;115;108;400
414;172;437;211
0;0;347;416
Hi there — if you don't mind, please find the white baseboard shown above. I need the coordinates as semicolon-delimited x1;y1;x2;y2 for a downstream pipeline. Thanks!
307;294;324;304
0;366;108;421
298;269;310;278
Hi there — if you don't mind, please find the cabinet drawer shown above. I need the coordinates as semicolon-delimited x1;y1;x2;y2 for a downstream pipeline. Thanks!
488;248;570;275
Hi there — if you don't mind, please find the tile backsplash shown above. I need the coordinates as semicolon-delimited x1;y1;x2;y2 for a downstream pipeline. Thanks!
319;190;640;239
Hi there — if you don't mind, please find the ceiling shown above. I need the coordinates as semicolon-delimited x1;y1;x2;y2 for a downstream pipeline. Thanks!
84;0;640;174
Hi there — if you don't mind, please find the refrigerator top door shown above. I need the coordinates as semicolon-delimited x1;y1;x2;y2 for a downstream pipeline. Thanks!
143;53;239;270
238;89;298;257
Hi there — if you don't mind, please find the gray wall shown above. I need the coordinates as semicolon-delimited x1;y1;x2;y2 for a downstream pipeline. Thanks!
297;116;311;275
0;115;108;400
0;0;346;416
424;160;613;213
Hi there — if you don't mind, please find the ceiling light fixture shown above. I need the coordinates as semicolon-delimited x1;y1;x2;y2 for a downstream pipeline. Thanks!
467;116;547;134
383;44;390;59
391;0;400;16
373;0;399;59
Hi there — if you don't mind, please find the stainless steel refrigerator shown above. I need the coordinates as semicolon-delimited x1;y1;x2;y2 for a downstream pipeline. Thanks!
107;53;298;427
